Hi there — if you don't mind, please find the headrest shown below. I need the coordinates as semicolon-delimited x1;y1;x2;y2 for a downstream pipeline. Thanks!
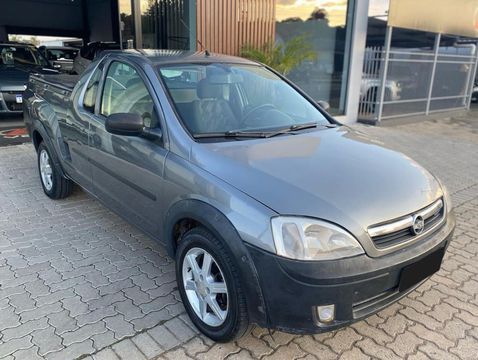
197;79;224;99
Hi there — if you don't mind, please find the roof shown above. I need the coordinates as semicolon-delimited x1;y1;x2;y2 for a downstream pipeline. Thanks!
0;42;35;47
113;49;258;66
42;46;79;50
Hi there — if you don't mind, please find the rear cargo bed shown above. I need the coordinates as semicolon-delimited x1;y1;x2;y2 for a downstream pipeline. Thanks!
30;73;79;92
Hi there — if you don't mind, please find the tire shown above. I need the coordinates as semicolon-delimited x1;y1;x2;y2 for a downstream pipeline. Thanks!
176;227;249;342
37;142;73;199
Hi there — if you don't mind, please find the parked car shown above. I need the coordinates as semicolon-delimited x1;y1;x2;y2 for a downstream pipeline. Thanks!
0;42;56;117
72;41;120;75
471;81;478;103
23;50;455;342
360;76;401;113
39;46;79;73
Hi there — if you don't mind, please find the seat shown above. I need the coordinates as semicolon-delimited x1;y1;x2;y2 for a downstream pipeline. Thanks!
191;79;238;134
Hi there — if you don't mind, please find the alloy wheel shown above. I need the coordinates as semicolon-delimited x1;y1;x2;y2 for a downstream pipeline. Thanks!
39;149;53;191
182;247;229;327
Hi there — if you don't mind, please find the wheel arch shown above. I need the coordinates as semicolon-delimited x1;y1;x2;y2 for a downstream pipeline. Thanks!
31;122;68;179
163;199;269;327
31;129;43;151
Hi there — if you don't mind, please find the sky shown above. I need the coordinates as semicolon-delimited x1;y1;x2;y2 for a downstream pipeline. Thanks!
10;0;392;43
9;35;80;45
276;0;349;26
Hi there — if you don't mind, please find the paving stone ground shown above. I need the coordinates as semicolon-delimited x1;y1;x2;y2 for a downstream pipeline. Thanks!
0;112;477;360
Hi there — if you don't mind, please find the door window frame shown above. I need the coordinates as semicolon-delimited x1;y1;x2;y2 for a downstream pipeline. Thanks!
78;58;106;115
97;59;163;130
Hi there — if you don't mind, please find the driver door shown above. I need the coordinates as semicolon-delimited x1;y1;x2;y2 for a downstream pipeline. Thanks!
88;60;167;236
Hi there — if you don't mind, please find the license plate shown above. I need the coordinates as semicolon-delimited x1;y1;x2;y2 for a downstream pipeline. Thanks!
16;94;23;104
399;247;444;292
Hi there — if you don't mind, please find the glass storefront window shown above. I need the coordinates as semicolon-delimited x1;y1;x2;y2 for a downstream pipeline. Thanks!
275;0;355;115
141;0;156;49
140;0;193;50
119;0;135;49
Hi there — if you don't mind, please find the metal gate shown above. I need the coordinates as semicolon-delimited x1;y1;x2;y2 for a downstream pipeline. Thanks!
359;27;478;123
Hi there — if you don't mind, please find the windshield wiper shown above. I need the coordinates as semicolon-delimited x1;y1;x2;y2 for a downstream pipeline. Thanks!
193;131;269;139
265;122;337;138
193;122;338;140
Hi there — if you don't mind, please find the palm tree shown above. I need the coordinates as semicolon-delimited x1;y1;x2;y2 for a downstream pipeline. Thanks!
240;35;317;76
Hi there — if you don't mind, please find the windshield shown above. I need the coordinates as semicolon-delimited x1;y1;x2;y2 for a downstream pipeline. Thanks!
0;45;49;67
46;48;78;61
158;63;329;137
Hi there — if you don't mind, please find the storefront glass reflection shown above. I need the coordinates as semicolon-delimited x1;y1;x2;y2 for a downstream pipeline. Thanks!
119;0;135;48
275;0;354;115
140;0;192;50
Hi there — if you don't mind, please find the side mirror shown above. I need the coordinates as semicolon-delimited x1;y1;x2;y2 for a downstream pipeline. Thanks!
317;100;330;111
105;113;144;136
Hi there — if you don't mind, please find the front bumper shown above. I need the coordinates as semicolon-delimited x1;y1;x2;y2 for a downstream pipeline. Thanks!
246;213;455;334
0;91;24;115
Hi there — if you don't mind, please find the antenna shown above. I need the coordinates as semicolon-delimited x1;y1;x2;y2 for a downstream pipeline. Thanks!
180;18;210;56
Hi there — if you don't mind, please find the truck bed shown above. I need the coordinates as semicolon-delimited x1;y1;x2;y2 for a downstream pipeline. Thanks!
30;73;79;92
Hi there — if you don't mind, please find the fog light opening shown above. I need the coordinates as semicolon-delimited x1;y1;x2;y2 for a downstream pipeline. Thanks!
317;304;335;324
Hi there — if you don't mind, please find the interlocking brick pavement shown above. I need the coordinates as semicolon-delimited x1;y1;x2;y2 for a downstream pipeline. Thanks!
0;113;477;359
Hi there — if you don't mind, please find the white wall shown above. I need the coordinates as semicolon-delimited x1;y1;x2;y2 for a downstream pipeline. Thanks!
337;0;369;124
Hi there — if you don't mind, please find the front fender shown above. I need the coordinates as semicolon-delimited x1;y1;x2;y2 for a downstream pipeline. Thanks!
163;199;269;327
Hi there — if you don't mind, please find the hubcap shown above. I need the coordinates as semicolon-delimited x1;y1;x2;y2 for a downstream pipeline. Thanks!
39;149;53;191
182;247;229;327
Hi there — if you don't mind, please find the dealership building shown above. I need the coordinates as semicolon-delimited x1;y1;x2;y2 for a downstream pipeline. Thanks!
1;0;477;124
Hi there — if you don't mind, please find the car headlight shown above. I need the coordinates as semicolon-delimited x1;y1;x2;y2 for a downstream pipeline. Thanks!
271;217;364;261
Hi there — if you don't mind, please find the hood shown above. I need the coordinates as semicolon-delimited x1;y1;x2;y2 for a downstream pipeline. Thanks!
0;66;53;91
190;127;442;235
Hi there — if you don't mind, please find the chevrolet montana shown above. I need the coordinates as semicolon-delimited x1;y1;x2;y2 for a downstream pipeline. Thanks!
23;50;455;342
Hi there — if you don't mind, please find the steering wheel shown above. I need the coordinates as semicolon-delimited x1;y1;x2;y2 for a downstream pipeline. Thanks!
242;104;276;125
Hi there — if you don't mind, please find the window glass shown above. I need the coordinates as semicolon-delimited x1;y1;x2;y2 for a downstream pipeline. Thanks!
83;67;102;113
100;61;156;127
0;45;49;67
119;0;135;49
46;49;78;60
274;0;354;115
140;0;193;49
159;63;329;136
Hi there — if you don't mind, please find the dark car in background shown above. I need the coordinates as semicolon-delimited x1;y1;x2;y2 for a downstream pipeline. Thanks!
0;42;56;117
39;46;79;73
72;41;120;75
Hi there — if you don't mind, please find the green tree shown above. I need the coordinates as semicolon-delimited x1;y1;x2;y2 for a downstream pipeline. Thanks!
240;35;317;76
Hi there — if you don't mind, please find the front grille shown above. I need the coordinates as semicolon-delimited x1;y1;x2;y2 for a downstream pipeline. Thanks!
1;92;23;112
352;289;396;318
352;279;427;319
5;101;22;111
368;198;445;249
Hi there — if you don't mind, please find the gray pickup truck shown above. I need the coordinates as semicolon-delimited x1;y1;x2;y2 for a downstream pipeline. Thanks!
24;50;455;342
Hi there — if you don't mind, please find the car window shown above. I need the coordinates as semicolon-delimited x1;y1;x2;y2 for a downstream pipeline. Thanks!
100;61;156;128
83;67;102;113
0;45;49;67
47;49;78;60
